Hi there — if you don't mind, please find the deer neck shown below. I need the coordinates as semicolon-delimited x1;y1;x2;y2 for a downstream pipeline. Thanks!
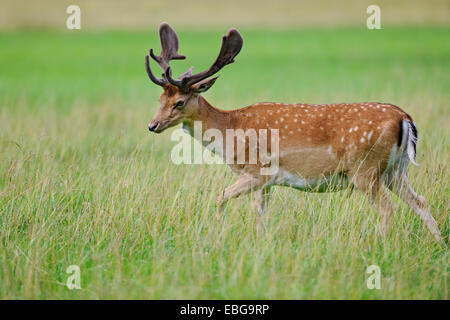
182;95;232;140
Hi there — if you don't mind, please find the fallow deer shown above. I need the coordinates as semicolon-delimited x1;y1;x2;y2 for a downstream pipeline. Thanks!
145;23;442;241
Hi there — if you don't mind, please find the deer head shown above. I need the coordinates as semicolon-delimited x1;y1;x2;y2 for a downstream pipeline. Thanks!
145;22;243;133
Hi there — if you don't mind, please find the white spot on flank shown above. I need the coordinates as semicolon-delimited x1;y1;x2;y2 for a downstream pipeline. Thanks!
360;138;365;143
280;117;284;122
354;126;358;131
301;120;306;124
327;146;334;156
294;118;298;122
349;128;353;133
363;131;367;136
382;108;386;112
341;137;345;142
368;120;373;124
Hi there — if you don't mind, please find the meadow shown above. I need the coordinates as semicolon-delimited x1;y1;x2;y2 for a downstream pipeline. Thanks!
0;27;448;299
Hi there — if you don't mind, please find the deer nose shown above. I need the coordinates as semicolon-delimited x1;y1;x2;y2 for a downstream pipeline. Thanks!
148;122;159;132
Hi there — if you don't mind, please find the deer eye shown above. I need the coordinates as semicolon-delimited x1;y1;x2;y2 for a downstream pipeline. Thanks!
174;100;184;109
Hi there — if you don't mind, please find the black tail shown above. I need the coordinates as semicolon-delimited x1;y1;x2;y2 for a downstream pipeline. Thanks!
410;121;418;156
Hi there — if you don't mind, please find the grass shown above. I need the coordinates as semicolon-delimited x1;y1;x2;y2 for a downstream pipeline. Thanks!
0;27;449;299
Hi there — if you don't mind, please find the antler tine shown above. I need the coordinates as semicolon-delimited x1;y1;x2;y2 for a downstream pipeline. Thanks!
146;23;186;87
145;54;166;86
166;28;243;90
151;23;186;71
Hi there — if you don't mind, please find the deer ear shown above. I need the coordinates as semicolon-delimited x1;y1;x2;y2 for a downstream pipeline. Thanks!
191;76;219;93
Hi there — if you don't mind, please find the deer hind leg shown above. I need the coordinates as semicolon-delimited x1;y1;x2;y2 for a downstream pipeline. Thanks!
251;186;271;234
351;171;396;236
386;174;442;242
216;175;266;219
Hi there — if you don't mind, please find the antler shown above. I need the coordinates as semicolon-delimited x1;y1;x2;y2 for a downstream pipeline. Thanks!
165;28;243;90
145;22;185;86
145;23;243;90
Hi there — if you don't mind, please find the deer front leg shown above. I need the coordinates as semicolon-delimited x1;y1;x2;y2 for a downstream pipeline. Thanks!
252;186;271;234
216;175;265;219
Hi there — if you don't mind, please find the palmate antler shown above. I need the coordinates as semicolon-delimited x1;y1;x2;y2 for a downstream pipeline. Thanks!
145;23;243;90
145;23;186;86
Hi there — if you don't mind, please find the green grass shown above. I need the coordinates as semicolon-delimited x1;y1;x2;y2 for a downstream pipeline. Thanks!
0;27;449;299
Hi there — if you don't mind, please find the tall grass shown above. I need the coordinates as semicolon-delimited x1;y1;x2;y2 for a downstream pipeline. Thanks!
0;27;448;299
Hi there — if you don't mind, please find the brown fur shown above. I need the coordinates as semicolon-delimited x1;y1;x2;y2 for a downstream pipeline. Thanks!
147;85;442;242
145;23;441;241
